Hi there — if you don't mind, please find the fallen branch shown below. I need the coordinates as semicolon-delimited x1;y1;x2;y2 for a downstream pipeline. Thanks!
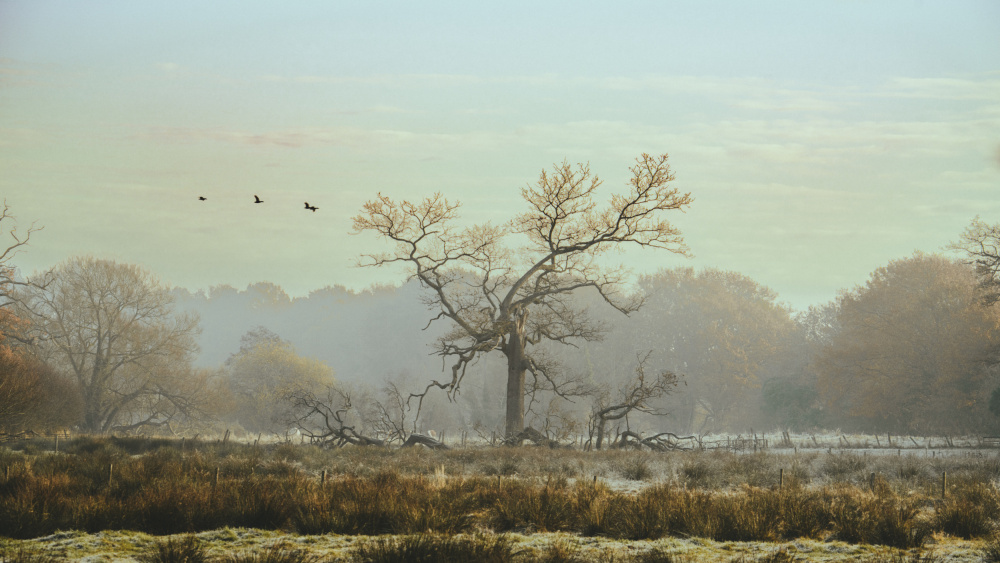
401;433;449;450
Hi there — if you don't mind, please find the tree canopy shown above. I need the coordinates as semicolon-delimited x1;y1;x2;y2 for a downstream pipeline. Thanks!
219;327;336;435
25;257;202;434
816;253;1000;434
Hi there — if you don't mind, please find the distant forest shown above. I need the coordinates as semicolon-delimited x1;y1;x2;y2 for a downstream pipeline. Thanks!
169;252;1000;438
3;217;998;442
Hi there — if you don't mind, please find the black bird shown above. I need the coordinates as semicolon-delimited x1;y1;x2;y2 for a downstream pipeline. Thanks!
304;202;318;212
254;195;264;203
198;196;207;201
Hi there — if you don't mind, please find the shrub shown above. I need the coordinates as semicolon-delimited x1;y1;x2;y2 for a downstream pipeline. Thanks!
821;453;867;481
141;535;209;563
616;456;653;482
827;487;929;548
933;482;1000;538
352;533;521;563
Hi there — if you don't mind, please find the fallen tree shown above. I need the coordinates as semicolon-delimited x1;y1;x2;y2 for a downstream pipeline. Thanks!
613;430;697;451
504;426;570;448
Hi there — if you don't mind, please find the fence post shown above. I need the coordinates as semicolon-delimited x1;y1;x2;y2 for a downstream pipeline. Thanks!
321;469;327;485
779;468;783;490
108;464;113;487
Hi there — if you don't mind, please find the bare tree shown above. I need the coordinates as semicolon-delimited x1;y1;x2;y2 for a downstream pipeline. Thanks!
589;351;680;450
0;201;51;344
24;257;202;434
352;153;692;437
950;216;1000;305
287;385;388;447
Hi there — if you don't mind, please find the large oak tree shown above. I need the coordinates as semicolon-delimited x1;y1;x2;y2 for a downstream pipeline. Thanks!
352;153;693;437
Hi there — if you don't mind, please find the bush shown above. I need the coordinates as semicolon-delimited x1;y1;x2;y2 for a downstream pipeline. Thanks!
352;533;521;563
933;483;1000;538
141;535;209;563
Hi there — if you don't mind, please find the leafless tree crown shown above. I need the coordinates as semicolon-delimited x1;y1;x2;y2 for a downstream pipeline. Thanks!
352;154;692;435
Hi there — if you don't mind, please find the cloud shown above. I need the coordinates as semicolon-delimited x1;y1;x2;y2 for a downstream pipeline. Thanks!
880;76;1000;101
132;125;510;152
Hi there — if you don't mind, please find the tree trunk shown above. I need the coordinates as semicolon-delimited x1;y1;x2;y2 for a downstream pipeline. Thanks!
504;308;528;438
82;385;102;434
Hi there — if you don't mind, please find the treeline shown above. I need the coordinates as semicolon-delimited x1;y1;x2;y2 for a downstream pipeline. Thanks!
571;252;1000;437
1;211;998;440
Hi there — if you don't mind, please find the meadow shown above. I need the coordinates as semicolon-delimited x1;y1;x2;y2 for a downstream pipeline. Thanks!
0;435;997;562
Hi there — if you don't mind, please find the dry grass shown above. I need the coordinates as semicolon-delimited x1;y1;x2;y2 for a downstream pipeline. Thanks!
0;435;998;553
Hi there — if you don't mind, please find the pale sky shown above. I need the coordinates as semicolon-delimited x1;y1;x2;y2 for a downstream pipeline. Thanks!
1;1;998;310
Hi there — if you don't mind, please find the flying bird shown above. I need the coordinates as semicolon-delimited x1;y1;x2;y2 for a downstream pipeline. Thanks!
304;202;319;212
254;195;264;203
198;196;207;201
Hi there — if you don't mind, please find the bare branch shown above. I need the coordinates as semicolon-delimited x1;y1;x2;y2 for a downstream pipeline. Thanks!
351;154;692;438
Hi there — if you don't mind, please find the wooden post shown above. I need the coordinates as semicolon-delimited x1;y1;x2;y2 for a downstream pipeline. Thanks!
941;471;947;498
869;472;875;491
779;468;783;490
321;469;327;485
213;467;220;487
108;464;114;487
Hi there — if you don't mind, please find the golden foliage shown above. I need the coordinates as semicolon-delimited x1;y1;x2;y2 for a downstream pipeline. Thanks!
816;253;1000;433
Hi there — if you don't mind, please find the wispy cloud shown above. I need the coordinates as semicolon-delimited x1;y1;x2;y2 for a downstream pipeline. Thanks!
880;75;1000;101
134;126;350;148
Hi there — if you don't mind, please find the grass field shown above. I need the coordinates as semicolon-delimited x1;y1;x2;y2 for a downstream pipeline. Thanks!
0;436;997;562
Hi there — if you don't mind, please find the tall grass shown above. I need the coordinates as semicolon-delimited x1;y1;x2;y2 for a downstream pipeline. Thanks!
1;435;997;547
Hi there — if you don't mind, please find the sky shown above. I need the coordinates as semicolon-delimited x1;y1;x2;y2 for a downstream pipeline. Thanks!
1;1;998;311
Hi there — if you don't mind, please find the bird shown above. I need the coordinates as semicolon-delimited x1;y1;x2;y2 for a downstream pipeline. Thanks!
254;195;264;203
198;196;207;201
304;202;319;212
